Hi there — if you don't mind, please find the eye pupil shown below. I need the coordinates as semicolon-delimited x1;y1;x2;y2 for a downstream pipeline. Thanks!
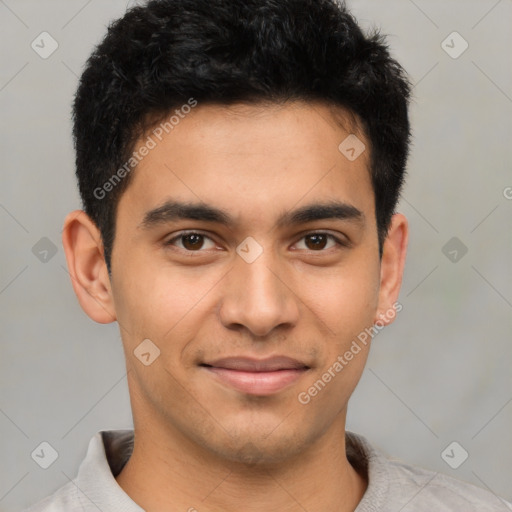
305;234;328;250
182;234;203;250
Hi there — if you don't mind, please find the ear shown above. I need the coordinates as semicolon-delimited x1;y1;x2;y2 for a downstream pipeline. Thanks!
62;210;116;323
374;213;408;326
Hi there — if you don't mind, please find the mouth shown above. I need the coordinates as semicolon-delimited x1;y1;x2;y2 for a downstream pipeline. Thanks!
200;356;310;396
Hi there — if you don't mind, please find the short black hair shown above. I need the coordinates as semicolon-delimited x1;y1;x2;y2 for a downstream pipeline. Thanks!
73;0;411;272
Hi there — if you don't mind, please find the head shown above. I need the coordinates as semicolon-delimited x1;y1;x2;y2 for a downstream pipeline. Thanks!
64;0;410;465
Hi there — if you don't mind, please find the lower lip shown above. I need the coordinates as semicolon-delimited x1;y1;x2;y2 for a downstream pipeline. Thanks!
204;367;307;396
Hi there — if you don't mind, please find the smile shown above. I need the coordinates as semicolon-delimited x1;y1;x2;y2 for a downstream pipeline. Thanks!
201;356;310;396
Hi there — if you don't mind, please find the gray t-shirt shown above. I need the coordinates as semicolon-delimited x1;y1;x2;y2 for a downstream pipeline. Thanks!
25;429;512;511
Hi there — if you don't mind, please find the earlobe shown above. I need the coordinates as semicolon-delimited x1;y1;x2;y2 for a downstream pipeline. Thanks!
374;213;408;326
62;210;117;324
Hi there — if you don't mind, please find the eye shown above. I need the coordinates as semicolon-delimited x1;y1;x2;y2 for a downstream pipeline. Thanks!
165;231;217;251
293;232;347;251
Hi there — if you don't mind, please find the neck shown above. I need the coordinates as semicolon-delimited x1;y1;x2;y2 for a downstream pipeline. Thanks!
116;418;367;512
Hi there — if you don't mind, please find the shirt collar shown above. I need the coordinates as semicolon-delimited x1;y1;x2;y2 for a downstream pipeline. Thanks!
74;430;142;511
74;429;380;511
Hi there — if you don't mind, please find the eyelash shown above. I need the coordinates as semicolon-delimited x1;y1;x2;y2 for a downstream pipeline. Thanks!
164;230;349;253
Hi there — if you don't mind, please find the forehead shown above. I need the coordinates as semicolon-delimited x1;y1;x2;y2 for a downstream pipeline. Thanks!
118;101;374;227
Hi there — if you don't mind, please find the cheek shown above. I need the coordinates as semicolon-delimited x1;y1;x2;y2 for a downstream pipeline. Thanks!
111;255;221;348
296;264;378;416
302;257;381;341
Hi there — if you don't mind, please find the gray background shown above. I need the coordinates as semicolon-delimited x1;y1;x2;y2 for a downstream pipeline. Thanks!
1;0;511;510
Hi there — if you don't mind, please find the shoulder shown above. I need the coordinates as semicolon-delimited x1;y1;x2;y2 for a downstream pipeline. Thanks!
385;457;511;511
22;481;83;512
23;430;136;512
347;432;512;512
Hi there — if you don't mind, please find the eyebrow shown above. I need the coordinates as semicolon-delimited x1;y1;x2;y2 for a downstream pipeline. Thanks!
139;200;365;230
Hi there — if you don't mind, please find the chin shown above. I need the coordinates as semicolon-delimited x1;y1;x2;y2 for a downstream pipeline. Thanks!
203;426;313;467
220;440;299;466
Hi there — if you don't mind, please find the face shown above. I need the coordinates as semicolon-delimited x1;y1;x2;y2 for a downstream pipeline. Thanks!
66;101;406;465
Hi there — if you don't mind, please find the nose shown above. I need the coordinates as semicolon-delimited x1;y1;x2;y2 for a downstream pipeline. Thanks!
218;248;300;338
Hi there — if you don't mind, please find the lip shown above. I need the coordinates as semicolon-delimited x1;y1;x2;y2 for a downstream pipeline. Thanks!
201;356;310;396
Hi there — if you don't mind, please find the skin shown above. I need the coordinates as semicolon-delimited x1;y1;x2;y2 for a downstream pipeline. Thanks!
62;101;408;512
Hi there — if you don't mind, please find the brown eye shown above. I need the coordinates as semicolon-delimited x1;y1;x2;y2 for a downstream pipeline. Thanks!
166;232;216;251
304;234;328;250
181;233;204;250
294;232;345;252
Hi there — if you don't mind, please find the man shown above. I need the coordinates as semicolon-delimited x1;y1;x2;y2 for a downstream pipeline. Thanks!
26;0;511;510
